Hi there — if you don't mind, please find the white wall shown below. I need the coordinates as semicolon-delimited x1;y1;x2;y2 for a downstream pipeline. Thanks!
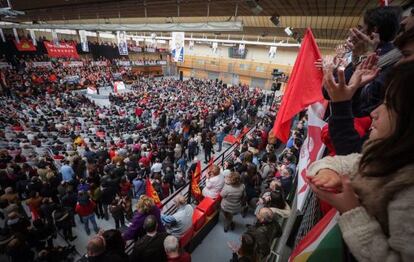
184;43;300;66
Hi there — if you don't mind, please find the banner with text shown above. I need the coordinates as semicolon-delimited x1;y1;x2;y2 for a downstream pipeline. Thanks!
79;30;89;52
44;41;79;59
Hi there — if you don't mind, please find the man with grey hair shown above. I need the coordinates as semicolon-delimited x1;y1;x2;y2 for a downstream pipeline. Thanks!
86;235;106;262
163;235;191;262
246;207;282;261
161;195;193;237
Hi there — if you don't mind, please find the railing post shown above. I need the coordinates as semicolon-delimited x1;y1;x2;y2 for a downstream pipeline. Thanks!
187;171;192;204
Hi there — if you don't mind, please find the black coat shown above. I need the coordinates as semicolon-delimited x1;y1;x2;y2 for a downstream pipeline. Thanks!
129;232;168;262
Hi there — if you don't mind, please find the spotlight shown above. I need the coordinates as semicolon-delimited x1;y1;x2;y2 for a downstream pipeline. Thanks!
284;27;293;36
270;15;280;27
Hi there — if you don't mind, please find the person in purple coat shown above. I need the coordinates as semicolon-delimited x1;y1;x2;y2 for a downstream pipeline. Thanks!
123;195;165;241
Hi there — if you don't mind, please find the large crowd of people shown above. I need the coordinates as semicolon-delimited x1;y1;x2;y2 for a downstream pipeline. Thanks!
0;4;413;262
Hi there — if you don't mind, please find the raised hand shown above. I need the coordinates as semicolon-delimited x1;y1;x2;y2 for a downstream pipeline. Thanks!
323;63;361;102
346;28;380;57
349;54;380;88
307;168;342;191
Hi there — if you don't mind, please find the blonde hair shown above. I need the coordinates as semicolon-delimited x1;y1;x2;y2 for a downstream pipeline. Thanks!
136;195;155;214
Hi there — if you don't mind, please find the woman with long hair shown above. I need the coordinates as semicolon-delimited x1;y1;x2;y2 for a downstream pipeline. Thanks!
308;62;414;261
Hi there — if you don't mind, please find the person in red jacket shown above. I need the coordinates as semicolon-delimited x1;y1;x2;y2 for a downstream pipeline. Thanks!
75;191;99;235
164;235;191;262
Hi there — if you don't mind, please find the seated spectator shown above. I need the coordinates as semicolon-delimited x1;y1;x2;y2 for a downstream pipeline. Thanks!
123;195;165;241
202;165;224;199
164;235;191;262
162;195;194;237
129;215;168;262
308;61;414;262
220;172;246;232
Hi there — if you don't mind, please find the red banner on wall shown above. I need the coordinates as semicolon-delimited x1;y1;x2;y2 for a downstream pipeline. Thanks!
14;39;37;52
44;41;79;59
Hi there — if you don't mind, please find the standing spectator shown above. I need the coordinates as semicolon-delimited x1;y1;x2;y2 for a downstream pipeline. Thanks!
60;160;75;183
202;165;224;199
75;192;99;235
220;172;246;232
129;215;168;262
203;137;213;164
52;206;77;241
164;235;191;262
161;195;194;237
109;197;125;229
86;235;106;262
123;195;165;241
228;232;257;262
132;175;146;198
102;229;128;261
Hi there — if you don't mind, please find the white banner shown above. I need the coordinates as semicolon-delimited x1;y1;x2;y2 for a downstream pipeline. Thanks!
0;29;5;42
79;30;89;52
296;102;327;211
189;40;194;50
238;43;245;56
171;32;185;62
51;29;59;46
114;81;125;93
91;61;108;66
0;62;12;69
26;61;53;68
116;61;131;67
13;28;19;43
117;31;128;55
212;42;218;54
87;86;97;94
29;30;37;46
269;46;277;59
62;61;84;67
129;46;142;52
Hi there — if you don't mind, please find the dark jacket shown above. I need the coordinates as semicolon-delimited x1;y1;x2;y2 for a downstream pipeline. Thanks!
129;232;168;262
246;219;282;260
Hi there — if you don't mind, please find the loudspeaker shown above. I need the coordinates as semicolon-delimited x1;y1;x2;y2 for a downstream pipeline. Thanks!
179;71;183;81
270;15;280;27
271;83;281;91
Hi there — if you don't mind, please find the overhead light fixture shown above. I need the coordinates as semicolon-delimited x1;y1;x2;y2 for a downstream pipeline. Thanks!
245;0;263;15
270;15;280;27
284;27;293;36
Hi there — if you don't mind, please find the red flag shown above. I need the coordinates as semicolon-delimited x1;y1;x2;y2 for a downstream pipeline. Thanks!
145;178;161;207
14;39;36;52
273;28;323;143
191;161;202;201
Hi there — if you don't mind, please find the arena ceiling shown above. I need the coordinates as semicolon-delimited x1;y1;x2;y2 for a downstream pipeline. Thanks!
3;0;413;49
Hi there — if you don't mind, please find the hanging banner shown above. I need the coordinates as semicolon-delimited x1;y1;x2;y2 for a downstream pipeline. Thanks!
62;61;84;67
26;61;53;68
117;31;128;56
91;61;108;66
113;81;126;93
13;28;19;43
212;42;218;54
29;30;37;46
79;30;89;52
14;39;37;52
44;41;79;59
189;40;194;51
0;29;5;42
129;46;142;52
269;46;277;58
0;62;12;69
296;102;327;211
150;33;157;48
238;43;245;55
51;29;59;46
116;61;131;67
171;32;185;62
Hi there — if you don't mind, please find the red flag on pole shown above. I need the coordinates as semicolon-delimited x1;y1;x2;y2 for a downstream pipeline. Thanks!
191;161;202;201
273;28;324;143
146;178;161;207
